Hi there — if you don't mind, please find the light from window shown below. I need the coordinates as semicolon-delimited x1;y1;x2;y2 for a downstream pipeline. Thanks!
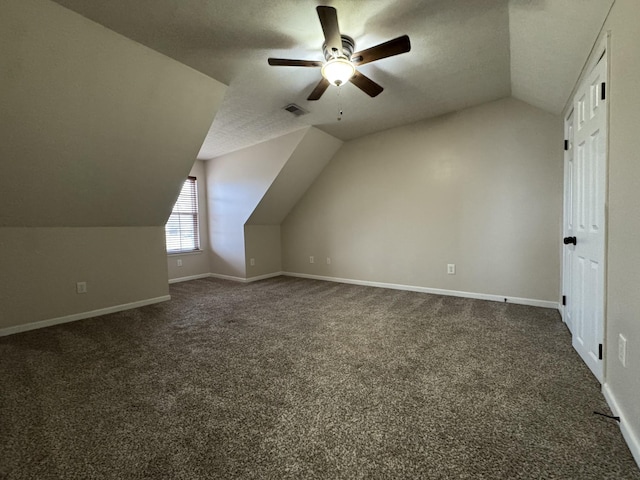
165;176;200;253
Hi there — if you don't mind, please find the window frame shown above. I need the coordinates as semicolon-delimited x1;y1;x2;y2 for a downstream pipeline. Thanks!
165;176;201;255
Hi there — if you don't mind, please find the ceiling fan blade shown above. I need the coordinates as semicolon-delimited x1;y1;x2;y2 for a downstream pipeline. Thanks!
316;6;343;57
307;78;330;101
351;35;411;66
350;71;384;97
268;58;323;67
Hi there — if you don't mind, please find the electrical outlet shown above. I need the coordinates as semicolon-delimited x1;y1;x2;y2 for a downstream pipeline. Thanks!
618;334;627;367
326;257;331;265
309;256;315;264
176;259;183;267
250;258;255;266
76;282;87;294
447;264;456;275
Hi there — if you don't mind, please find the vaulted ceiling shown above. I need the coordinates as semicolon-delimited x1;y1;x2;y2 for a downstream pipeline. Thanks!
51;0;613;159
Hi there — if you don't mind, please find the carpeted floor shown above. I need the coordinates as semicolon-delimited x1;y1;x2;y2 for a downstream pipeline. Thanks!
1;276;638;479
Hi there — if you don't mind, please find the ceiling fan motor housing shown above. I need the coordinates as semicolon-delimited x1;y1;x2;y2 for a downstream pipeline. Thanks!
323;35;355;61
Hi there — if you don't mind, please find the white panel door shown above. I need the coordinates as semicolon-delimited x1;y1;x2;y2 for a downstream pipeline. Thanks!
564;49;607;383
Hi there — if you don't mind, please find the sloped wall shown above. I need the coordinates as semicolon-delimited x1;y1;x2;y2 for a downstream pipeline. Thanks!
205;129;308;279
247;128;343;225
206;127;342;279
245;128;343;278
0;0;226;227
0;0;226;331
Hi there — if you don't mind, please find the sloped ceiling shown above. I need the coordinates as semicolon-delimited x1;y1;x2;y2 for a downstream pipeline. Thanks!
0;0;226;227
509;0;613;114
247;127;343;225
50;0;614;159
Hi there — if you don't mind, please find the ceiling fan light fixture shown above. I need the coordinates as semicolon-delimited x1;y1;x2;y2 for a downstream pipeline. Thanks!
321;57;355;86
267;7;410;100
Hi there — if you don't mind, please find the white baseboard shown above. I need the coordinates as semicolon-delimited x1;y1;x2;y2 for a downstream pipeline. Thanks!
2;272;557;337
180;271;557;309
602;383;640;468
246;272;284;282
209;272;284;283
208;272;250;283
168;273;211;284
282;272;558;309
0;295;171;337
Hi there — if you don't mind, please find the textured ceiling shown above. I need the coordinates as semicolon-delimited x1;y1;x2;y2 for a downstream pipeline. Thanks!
51;0;613;159
509;0;614;114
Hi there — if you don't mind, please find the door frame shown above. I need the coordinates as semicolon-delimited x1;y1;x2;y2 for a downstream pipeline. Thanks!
561;109;574;331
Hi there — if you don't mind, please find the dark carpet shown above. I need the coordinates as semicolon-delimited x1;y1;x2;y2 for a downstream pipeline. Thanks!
1;276;638;479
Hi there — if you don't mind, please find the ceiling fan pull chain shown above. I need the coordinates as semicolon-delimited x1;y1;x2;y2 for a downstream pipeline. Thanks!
337;85;343;121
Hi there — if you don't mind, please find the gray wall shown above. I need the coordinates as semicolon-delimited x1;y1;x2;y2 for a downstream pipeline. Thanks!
205;129;308;278
600;0;640;462
0;0;226;330
0;227;168;328
282;98;562;303
206;127;342;279
244;225;283;279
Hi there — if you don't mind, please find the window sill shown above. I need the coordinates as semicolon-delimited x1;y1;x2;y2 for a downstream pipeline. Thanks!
167;250;204;257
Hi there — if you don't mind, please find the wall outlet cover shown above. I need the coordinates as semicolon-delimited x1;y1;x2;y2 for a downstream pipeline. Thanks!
618;334;627;367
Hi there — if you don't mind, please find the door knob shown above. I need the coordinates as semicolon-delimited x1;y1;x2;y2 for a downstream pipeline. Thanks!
563;236;577;245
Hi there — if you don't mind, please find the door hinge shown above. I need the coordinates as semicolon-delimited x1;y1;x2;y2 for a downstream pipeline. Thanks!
598;343;603;360
564;139;569;151
562;295;566;306
601;82;606;100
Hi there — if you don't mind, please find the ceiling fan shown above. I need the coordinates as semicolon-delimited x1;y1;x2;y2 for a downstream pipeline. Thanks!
268;6;411;101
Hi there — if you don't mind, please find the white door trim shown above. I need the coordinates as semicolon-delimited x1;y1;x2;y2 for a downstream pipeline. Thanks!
561;108;574;331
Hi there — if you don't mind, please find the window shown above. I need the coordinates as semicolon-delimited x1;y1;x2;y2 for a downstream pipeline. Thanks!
165;176;200;253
